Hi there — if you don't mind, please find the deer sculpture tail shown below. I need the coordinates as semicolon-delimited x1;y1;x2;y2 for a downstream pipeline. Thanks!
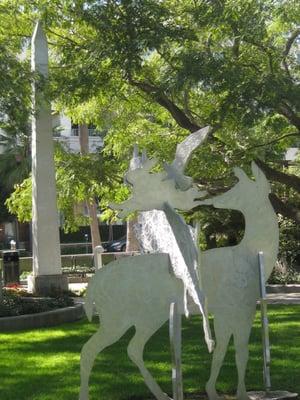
83;276;95;322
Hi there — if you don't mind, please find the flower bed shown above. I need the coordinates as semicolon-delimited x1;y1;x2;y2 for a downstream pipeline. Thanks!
0;286;84;331
0;285;74;318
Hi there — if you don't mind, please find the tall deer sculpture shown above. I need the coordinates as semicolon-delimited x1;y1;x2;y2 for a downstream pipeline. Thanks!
79;127;214;400
198;162;279;400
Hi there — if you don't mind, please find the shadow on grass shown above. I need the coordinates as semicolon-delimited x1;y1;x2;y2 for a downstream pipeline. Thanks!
0;305;299;400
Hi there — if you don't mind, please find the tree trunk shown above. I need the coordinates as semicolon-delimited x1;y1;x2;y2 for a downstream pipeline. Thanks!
87;200;101;248
79;124;89;154
255;158;300;193
269;193;300;224
126;217;140;252
79;124;102;250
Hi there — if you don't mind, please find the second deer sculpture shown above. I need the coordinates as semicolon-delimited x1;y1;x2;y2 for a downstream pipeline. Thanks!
199;162;279;400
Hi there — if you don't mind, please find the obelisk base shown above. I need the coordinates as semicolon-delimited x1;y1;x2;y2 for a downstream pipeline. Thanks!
28;274;68;296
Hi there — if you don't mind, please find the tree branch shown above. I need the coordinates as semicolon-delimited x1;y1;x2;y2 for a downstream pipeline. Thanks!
283;27;300;58
255;158;300;193
193;184;300;224
230;24;240;58
278;103;300;130
269;193;300;224
46;27;84;49
129;79;201;132
235;132;300;155
232;36;240;58
243;39;275;73
281;28;299;79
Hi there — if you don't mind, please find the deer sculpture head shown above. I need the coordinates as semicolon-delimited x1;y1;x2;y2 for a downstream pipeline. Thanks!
110;126;211;218
111;155;206;218
198;161;271;213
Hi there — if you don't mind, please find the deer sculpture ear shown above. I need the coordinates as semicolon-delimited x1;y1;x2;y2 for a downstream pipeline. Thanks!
129;144;142;171
233;167;249;182
251;161;270;193
141;149;148;164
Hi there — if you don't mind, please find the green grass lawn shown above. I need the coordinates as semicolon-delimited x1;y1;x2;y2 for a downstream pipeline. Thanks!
0;305;299;400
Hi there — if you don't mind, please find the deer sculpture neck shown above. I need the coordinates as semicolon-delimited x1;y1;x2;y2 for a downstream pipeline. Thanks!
201;161;279;280
239;196;279;279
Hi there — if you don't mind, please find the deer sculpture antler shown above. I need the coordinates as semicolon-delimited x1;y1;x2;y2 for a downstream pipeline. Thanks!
164;125;211;190
110;126;210;218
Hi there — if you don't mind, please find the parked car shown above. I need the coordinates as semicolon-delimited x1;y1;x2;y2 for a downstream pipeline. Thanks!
102;236;126;252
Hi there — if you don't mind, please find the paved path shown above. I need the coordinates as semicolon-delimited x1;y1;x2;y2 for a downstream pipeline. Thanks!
69;284;300;304
69;282;300;304
266;292;300;305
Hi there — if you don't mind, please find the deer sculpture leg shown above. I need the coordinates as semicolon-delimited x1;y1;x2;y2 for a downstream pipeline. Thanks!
80;254;184;400
79;322;129;400
206;315;232;400
233;309;256;400
127;321;172;400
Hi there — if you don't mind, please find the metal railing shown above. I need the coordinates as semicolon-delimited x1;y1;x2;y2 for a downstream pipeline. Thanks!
71;128;79;136
0;252;139;276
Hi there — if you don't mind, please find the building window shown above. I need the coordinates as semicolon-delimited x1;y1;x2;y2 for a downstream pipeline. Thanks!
71;123;104;137
71;123;79;136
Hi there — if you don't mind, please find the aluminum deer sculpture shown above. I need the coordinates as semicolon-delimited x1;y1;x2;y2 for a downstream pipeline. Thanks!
80;127;214;400
111;160;279;400
198;162;279;400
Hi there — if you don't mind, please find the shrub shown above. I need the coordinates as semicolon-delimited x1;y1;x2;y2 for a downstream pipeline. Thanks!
0;290;74;317
268;260;300;284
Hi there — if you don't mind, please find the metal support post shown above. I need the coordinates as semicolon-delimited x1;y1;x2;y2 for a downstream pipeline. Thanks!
169;302;184;400
258;251;271;393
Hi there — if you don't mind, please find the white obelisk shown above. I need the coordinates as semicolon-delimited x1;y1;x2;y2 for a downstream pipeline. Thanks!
29;22;68;295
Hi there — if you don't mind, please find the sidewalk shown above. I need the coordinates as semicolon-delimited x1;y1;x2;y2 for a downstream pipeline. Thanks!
68;282;300;304
266;284;300;304
266;292;300;304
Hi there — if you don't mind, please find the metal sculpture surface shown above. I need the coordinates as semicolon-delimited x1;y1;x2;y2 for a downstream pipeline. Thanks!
80;129;279;400
80;128;213;400
199;162;279;400
81;253;185;400
130;162;279;400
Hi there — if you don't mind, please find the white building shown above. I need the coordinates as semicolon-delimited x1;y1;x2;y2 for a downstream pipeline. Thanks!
0;112;105;249
51;112;104;153
285;147;299;163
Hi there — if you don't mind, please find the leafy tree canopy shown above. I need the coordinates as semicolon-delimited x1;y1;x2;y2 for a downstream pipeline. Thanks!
47;0;300;220
2;1;300;245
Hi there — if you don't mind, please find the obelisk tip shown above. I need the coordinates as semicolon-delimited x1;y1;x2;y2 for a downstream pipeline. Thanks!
31;21;48;75
32;21;46;43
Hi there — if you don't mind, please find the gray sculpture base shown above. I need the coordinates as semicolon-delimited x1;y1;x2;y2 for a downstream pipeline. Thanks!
248;391;298;400
28;274;68;296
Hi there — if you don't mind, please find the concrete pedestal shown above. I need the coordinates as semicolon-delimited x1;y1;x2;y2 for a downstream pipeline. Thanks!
28;274;68;296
